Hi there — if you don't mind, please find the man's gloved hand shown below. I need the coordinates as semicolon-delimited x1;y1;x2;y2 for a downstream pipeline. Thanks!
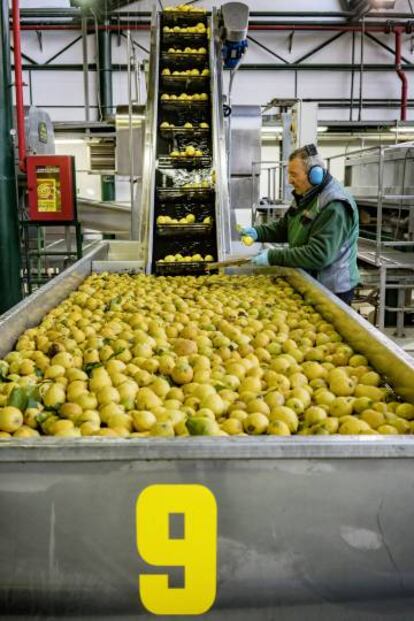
240;226;258;241
251;249;270;266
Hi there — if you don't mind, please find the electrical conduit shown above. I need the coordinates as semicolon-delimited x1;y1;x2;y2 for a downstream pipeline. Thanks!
395;27;408;122
11;0;26;171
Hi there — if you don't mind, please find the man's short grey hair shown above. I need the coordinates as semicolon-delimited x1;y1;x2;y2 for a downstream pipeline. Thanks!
289;146;325;171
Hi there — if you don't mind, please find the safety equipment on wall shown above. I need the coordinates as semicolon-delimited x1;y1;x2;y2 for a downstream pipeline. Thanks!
304;143;326;186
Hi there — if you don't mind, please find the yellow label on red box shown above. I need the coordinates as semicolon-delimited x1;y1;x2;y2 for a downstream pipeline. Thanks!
37;178;57;212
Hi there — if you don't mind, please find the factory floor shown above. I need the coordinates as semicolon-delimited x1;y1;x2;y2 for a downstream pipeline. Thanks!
352;298;414;358
385;327;414;357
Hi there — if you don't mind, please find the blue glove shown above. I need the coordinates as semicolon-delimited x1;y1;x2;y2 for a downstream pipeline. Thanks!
240;226;258;241
251;249;270;266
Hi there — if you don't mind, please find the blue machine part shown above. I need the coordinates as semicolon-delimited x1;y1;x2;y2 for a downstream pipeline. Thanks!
222;39;248;69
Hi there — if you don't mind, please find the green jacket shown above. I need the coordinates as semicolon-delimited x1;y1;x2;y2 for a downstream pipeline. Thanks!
254;177;360;293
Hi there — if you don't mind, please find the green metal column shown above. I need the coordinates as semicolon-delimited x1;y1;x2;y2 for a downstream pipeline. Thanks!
98;18;115;202
0;0;22;311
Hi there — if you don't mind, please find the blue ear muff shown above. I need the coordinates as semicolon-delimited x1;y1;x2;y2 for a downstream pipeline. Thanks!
308;165;325;186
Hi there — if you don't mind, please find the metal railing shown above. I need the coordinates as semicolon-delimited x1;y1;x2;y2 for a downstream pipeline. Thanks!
326;141;414;264
250;159;288;225
327;141;414;334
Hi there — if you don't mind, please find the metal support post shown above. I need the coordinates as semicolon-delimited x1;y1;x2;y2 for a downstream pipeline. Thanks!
358;19;365;122
378;264;386;331
127;30;138;241
98;17;115;201
396;285;406;338
81;15;90;122
376;147;384;265
0;0;22;311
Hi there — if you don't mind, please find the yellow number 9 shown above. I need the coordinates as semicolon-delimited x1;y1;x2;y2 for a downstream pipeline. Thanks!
136;484;217;615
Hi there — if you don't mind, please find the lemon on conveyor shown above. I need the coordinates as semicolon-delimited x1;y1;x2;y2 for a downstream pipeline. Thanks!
162;68;171;76
184;122;193;128
191;68;200;76
160;121;170;128
199;92;208;100
199;122;209;128
201;69;210;76
170;150;180;157
185;146;196;156
161;93;170;101
185;214;196;223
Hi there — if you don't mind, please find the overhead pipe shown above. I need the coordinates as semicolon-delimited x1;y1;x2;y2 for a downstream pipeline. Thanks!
11;8;414;19
395;27;408;121
248;24;387;32
98;18;116;202
14;21;412;32
11;0;26;171
17;23;389;32
19;24;149;31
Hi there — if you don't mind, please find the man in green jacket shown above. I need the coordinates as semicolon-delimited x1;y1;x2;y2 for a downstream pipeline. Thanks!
240;144;360;304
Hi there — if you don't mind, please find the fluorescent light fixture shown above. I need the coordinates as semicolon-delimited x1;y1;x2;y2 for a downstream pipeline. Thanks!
389;126;414;134
55;138;85;145
370;0;396;8
261;125;328;136
261;126;283;134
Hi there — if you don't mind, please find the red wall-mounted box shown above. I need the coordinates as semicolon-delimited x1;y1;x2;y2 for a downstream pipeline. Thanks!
27;155;77;222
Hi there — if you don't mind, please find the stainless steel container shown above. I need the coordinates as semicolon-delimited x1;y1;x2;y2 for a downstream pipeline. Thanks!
1;241;414;620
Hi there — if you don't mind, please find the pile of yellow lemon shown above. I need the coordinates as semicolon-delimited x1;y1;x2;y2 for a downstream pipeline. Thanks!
167;47;207;54
160;121;209;129
170;145;204;158
161;92;208;101
163;23;207;34
0;273;411;439
160;255;214;264
157;215;212;225
162;68;210;77
164;4;206;13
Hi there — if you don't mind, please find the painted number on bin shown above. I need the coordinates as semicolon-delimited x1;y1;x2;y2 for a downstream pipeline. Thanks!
136;484;217;615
